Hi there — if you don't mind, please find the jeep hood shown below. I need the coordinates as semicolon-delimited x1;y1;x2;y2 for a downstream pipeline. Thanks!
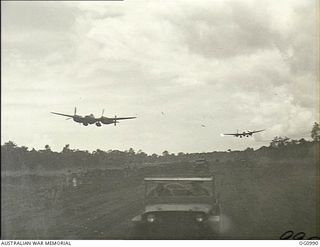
144;203;212;213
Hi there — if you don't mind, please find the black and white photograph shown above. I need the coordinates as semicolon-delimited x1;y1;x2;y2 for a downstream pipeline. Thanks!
1;0;319;241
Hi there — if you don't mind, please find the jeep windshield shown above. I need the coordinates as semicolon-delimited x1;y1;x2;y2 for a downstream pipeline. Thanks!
144;177;214;198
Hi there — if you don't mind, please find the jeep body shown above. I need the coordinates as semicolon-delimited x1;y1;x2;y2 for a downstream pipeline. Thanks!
131;177;221;239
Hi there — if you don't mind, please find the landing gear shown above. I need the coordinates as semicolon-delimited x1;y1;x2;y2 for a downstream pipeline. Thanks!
96;122;102;127
83;123;88;126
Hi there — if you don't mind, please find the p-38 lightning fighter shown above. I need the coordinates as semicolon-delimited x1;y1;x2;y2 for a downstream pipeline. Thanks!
51;107;136;127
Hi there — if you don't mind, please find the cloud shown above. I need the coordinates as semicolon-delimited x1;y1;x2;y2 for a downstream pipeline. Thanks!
1;0;318;154
165;1;276;59
2;1;79;61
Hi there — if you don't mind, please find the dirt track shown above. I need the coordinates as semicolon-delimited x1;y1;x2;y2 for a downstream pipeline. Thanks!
1;175;145;239
1;160;319;240
52;182;145;239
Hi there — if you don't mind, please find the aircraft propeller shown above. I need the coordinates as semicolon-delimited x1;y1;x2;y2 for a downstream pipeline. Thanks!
66;107;77;120
114;115;117;126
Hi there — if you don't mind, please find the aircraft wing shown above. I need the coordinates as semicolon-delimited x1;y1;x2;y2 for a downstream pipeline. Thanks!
111;117;137;120
51;112;75;118
251;129;265;134
222;133;238;136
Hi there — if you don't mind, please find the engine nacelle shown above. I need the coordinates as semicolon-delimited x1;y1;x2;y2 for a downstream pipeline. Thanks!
114;115;117;126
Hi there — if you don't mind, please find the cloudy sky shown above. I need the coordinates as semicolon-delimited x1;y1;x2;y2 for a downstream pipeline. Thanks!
1;0;319;154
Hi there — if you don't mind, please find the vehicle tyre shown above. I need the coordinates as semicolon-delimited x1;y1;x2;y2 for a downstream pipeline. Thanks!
210;222;222;239
128;224;146;240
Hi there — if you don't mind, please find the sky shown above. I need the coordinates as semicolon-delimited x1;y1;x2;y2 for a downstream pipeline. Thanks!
1;0;319;154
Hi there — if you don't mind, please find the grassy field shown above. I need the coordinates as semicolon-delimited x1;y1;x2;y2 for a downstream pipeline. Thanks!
215;159;319;239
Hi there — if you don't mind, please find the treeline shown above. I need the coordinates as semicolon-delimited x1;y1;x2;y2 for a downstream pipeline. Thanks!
1;138;319;173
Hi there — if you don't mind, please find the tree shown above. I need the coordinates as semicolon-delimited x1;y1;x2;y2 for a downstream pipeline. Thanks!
20;146;28;152
311;122;320;142
62;144;71;153
162;150;169;157
136;150;148;163
2;141;17;150
270;136;290;148
151;153;158;159
298;138;307;145
177;152;185;161
289;139;299;145
127;148;135;155
45;144;51;151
